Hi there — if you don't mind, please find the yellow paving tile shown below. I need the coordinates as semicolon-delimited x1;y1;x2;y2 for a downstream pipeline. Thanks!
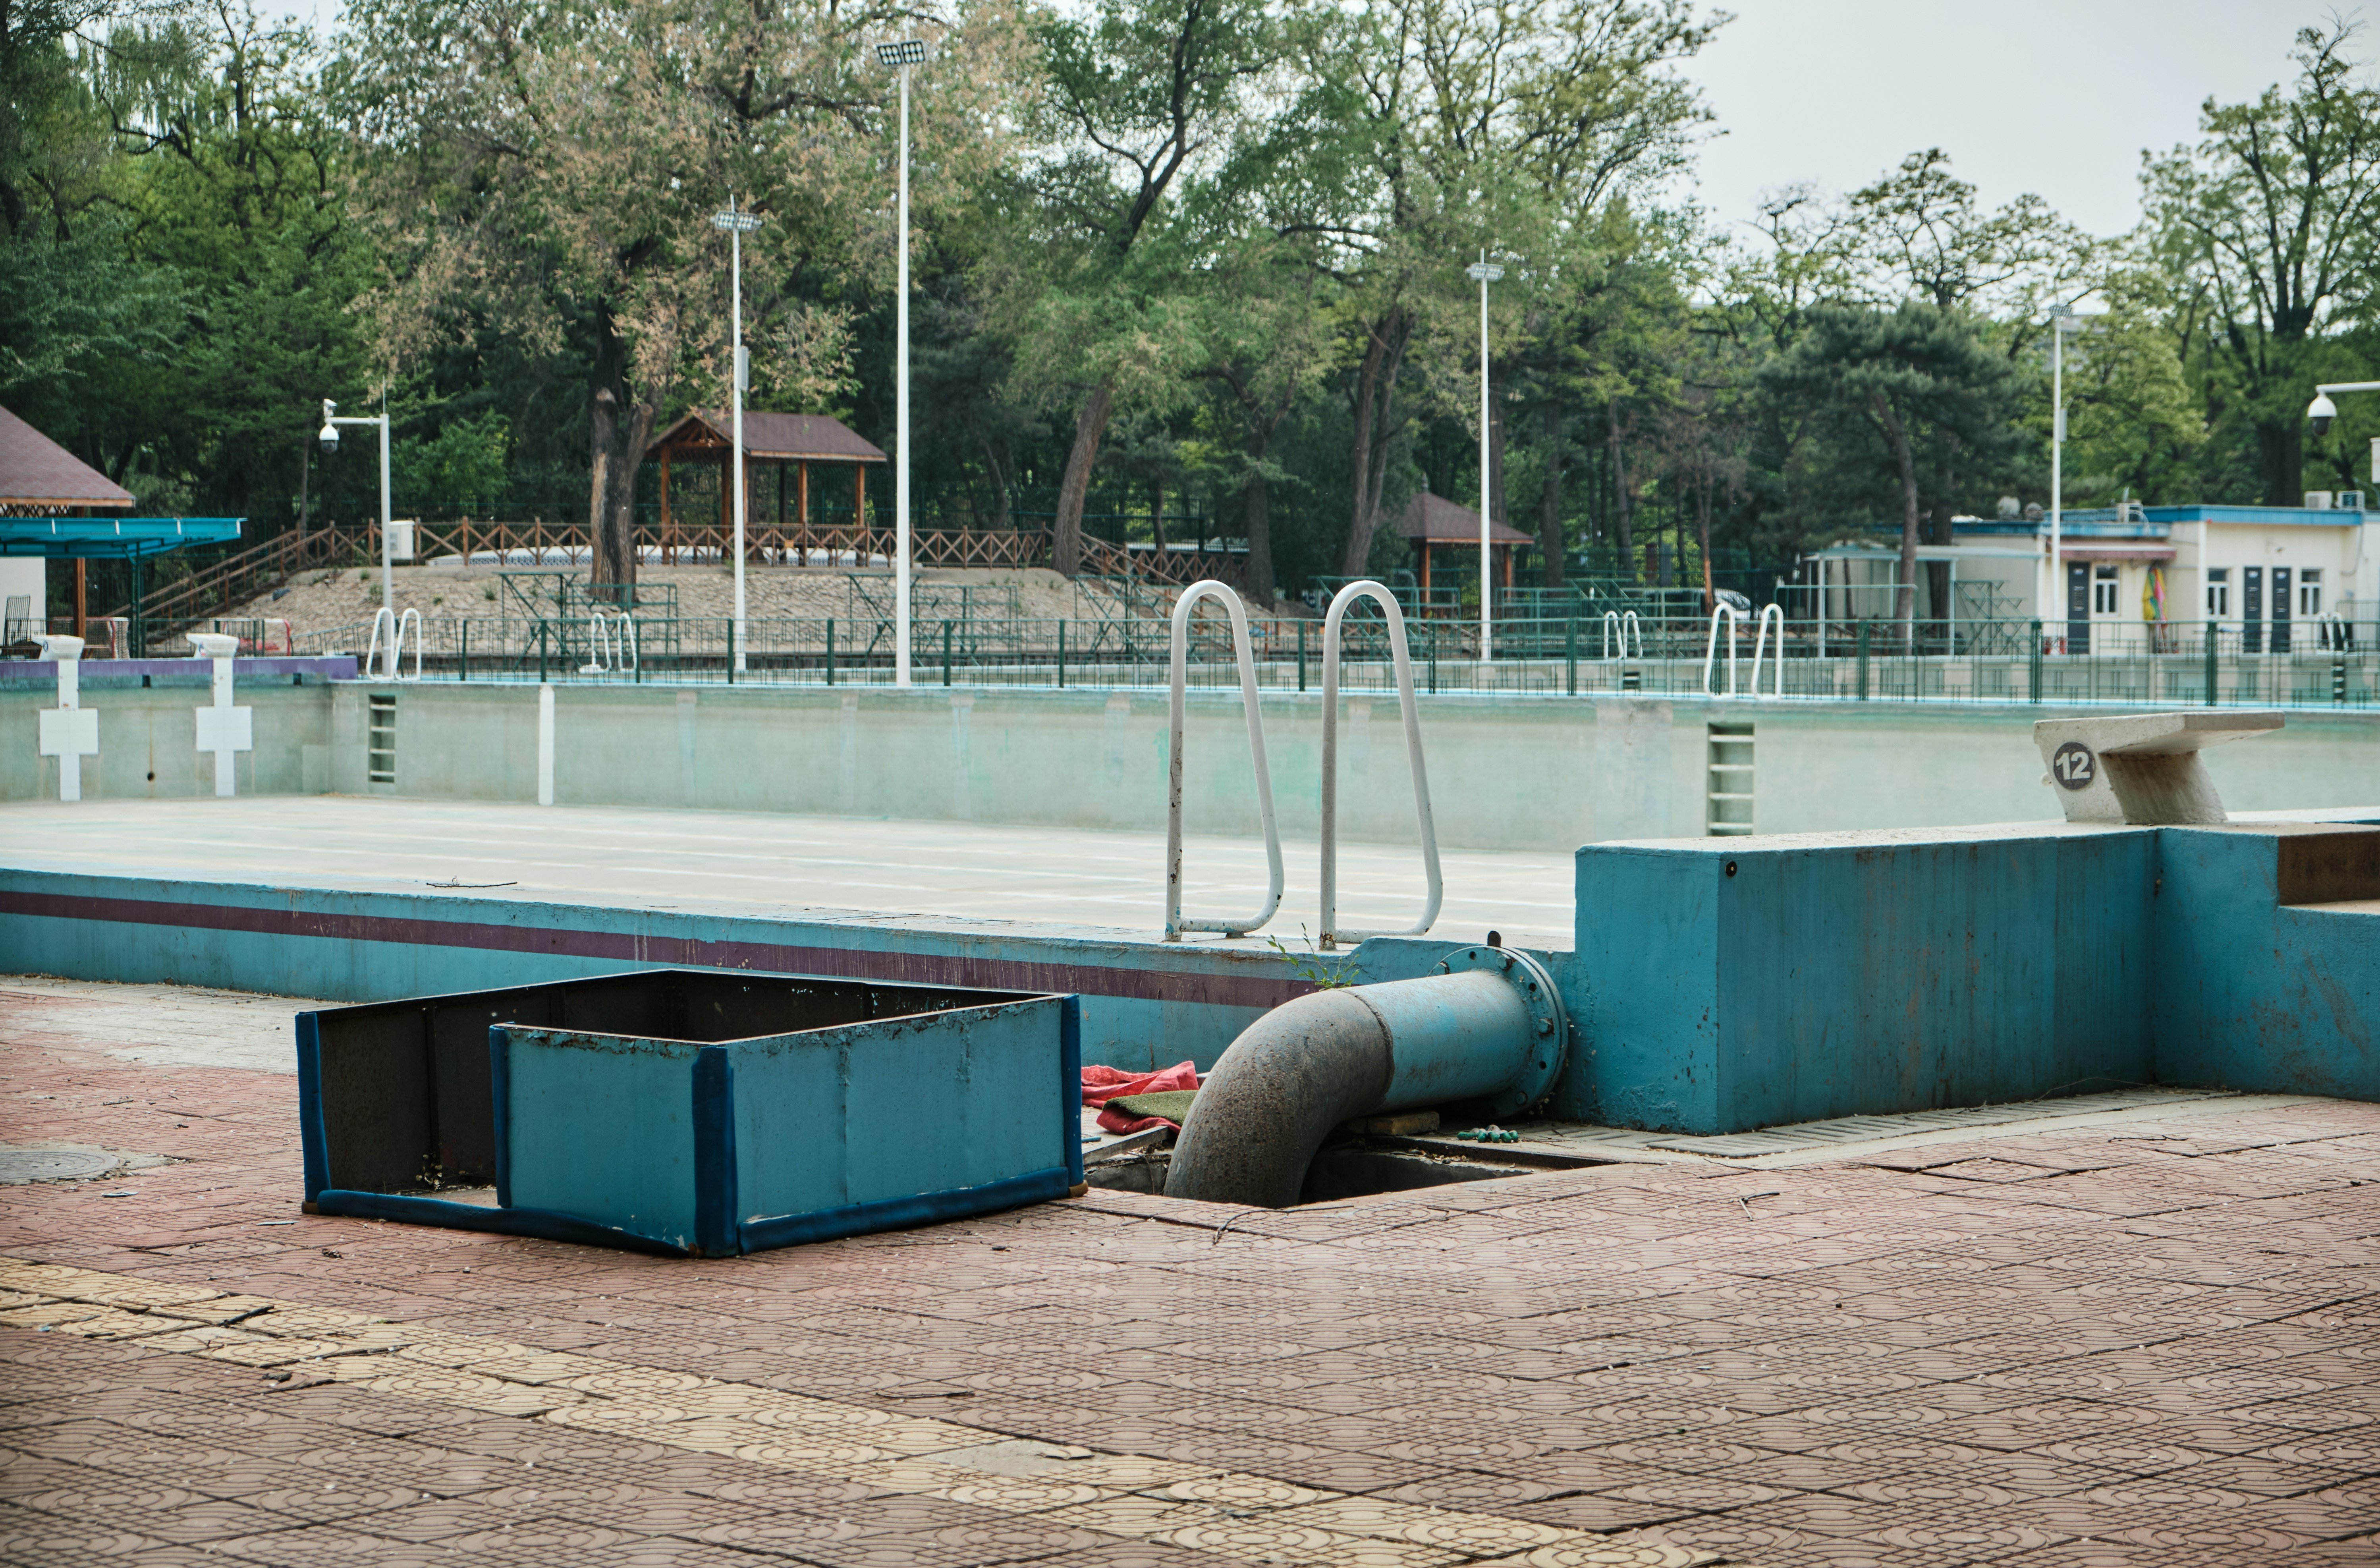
46;1306;173;1341
1274;1497;1447;1539
1160;1516;1364;1561
1168;1471;1331;1511
0;1303;104;1330
1396;1512;1574;1554
928;1475;1114;1512
1046;1494;1235;1539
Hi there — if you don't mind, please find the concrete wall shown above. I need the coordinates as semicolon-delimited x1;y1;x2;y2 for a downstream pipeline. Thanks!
1573;821;2380;1133
0;867;1330;1075
8;669;2379;848
328;679;2380;850
1;663;340;801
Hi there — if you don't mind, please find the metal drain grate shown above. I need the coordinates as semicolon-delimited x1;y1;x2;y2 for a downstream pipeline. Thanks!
0;1149;121;1184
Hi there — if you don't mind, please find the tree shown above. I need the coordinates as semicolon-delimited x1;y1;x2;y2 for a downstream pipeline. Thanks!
1015;0;1271;576
2142;19;2380;504
1762;301;2014;645
340;0;1002;590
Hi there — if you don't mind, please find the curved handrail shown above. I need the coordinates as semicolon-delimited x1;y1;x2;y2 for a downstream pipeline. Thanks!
1319;580;1442;949
1621;609;1643;660
577;610;637;676
1702;603;1743;697
1745;604;1785;699
580;612;611;674
365;607;393;678
1165;581;1283;940
396;608;422;682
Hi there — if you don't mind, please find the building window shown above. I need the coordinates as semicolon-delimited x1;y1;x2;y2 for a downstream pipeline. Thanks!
2206;568;2230;618
2092;564;2120;615
2299;569;2323;617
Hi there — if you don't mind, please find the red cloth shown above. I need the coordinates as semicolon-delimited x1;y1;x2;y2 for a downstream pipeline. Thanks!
1082;1061;1200;1134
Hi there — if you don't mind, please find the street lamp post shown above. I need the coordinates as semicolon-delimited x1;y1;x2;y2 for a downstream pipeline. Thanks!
878;38;927;689
2047;313;2081;653
712;198;764;673
1465;253;1503;661
318;396;394;676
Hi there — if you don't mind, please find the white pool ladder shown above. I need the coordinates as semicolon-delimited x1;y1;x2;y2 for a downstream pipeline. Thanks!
1602;609;1643;660
366;607;422;681
1746;604;1784;699
580;610;638;676
1165;581;1283;940
1319;580;1442;950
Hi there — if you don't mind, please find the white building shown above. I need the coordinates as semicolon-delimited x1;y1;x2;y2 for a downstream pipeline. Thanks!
1950;501;2378;650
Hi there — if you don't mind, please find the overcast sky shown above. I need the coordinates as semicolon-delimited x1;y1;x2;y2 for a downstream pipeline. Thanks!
1681;0;2323;239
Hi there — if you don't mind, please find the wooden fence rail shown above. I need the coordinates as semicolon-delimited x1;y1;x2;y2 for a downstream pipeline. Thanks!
102;521;1251;640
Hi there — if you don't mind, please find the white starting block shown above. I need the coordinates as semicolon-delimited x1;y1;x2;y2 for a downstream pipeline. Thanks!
34;635;99;802
2034;711;2284;825
187;631;253;798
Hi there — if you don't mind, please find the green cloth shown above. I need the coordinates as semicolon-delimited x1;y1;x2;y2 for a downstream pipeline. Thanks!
1105;1089;1199;1125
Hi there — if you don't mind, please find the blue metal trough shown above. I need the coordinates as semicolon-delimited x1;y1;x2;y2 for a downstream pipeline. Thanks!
297;968;1083;1255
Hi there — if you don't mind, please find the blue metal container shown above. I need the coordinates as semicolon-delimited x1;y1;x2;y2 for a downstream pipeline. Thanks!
297;968;1082;1255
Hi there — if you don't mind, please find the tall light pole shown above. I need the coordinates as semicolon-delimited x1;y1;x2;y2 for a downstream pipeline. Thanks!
318;396;394;675
712;198;764;672
2047;313;2080;652
878;39;927;688
1466;253;1503;660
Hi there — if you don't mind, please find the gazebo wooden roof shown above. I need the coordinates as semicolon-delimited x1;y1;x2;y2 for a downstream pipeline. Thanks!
1395;492;1532;546
0;405;135;515
643;409;887;539
647;409;887;466
1396;492;1530;600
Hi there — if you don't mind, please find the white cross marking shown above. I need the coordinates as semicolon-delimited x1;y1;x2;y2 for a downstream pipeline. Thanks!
193;655;253;797
36;654;99;802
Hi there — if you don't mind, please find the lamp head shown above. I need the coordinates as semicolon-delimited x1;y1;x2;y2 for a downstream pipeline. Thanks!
877;39;927;66
2309;391;2338;436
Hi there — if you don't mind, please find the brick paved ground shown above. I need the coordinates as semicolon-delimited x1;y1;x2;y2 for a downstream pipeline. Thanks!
2;981;2377;1566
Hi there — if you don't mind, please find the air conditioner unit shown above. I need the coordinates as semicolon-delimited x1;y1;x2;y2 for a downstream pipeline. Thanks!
2303;490;2335;511
2336;491;2366;512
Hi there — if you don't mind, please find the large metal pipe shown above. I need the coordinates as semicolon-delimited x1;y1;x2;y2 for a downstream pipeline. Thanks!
1165;947;1565;1208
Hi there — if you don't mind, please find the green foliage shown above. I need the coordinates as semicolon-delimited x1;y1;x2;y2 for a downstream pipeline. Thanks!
8;0;2371;613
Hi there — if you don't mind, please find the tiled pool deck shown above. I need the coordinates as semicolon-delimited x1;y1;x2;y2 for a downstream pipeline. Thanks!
2;979;2376;1566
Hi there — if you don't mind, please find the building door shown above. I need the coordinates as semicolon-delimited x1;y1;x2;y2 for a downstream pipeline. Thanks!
2271;566;2292;653
2066;561;2090;654
2243;566;2263;653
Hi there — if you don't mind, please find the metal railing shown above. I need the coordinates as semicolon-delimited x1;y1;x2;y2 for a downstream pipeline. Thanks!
279;610;2379;709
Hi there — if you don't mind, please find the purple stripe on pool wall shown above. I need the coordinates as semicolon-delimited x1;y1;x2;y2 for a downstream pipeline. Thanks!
0;888;1308;1011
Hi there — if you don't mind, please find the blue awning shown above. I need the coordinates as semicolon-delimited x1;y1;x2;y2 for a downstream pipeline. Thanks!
0;516;243;558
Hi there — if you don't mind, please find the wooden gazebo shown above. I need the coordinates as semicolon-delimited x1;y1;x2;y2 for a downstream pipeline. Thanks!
1397;492;1531;602
645;409;887;546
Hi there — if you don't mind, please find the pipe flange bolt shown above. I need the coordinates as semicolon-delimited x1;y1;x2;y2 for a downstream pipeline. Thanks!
1433;945;1569;1117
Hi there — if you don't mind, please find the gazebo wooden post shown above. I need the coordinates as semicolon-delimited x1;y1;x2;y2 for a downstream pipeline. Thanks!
855;464;867;535
659;451;672;564
1421;544;1431;606
776;462;786;562
799;461;811;563
73;561;87;638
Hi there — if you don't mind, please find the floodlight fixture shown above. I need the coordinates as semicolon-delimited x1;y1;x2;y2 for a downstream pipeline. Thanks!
1467;260;1505;282
877;39;927;66
711;209;763;234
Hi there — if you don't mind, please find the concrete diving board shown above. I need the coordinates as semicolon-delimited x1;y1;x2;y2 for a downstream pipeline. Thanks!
2034;709;2284;825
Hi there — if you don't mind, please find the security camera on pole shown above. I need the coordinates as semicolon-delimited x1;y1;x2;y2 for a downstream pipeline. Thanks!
712;198;764;673
1465;254;1504;662
878;37;927;688
318;396;395;676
